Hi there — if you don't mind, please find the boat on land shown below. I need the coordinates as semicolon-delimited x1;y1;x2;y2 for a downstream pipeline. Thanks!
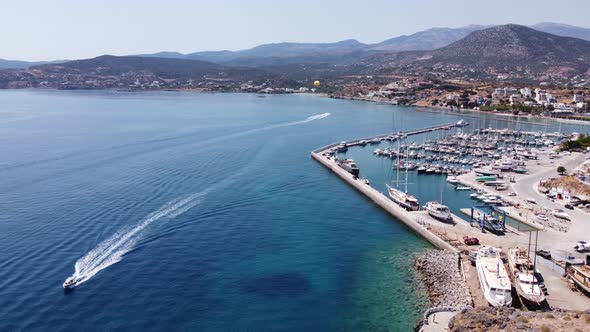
386;184;420;211
476;247;512;307
476;175;497;182
474;168;500;176
507;247;546;307
567;264;590;294
424;201;453;222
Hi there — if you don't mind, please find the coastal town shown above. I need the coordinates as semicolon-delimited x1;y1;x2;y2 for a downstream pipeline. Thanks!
331;77;590;121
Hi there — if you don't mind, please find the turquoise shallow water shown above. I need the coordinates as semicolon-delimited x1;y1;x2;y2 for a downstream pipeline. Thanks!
0;90;587;331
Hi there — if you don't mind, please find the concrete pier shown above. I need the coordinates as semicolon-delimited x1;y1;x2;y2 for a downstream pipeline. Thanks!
311;123;460;252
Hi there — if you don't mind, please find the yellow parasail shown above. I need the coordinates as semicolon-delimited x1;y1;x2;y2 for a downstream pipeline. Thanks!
313;80;321;87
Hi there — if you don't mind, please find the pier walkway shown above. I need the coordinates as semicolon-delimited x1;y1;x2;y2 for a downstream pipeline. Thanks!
311;123;459;251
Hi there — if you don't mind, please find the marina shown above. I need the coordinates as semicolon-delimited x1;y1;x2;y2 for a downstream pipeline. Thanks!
312;118;590;321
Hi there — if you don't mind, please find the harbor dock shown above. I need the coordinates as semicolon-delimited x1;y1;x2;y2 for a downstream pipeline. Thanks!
312;123;460;251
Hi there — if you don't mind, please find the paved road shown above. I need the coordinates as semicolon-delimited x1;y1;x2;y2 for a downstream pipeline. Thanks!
512;153;589;258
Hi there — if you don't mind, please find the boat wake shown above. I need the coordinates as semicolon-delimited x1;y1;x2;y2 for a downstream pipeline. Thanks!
272;112;331;128
64;192;205;288
61;112;330;288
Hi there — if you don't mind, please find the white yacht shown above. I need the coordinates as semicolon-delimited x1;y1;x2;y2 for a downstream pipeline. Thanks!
508;248;545;306
424;201;453;222
456;119;469;127
386;184;420;211
446;176;458;184
476;247;512;307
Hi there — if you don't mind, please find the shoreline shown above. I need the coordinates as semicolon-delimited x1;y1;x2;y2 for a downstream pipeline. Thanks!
330;94;590;127
312;120;590;329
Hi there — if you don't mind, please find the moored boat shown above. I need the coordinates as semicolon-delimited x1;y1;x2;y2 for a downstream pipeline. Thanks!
446;176;458;184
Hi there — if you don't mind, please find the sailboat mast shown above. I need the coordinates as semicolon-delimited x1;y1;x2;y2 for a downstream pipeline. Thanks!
405;137;409;193
396;135;401;188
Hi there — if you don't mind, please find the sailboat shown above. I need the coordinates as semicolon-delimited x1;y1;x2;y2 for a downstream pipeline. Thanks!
386;136;420;211
508;247;546;307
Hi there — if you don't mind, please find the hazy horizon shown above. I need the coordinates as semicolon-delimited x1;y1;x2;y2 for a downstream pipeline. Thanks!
2;0;590;61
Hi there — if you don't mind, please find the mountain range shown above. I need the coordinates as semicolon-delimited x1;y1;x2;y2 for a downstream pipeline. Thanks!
2;22;590;70
135;22;590;67
368;24;590;83
2;23;590;88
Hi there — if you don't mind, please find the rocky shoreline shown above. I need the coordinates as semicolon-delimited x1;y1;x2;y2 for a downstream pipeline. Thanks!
414;249;473;308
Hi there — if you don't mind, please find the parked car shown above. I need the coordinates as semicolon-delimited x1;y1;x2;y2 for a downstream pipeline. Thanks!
536;214;549;222
508;192;517;197
564;204;574;210
536;249;552;259
463;236;480;245
526;198;537;204
573;241;590;252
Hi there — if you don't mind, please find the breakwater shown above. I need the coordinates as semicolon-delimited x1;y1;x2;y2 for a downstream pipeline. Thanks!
311;123;460;251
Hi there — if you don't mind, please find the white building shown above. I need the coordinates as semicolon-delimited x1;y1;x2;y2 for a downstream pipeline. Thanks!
505;87;519;96
535;90;547;103
573;94;585;103
520;88;532;98
509;94;522;105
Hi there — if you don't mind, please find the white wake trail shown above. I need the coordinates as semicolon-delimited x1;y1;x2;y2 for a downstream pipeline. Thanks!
68;192;205;287
269;112;331;129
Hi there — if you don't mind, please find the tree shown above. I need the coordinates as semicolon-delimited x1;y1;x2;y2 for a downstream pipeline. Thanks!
557;166;566;174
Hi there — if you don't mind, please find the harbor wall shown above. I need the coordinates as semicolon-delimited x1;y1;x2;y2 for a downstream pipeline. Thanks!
312;151;458;252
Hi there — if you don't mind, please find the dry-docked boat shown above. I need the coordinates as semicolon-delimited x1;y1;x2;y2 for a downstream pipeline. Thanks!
507;247;545;307
567;264;590;294
423;201;453;222
386;184;420;211
476;247;512;307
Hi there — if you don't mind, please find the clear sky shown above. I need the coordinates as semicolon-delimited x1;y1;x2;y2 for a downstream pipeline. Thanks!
2;0;590;61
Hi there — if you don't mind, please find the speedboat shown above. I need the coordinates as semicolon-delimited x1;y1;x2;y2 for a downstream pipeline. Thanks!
63;275;80;289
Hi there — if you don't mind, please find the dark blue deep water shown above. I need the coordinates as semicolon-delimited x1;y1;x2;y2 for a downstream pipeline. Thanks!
0;90;587;331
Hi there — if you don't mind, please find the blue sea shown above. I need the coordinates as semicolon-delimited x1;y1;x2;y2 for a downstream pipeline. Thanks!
0;90;587;331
